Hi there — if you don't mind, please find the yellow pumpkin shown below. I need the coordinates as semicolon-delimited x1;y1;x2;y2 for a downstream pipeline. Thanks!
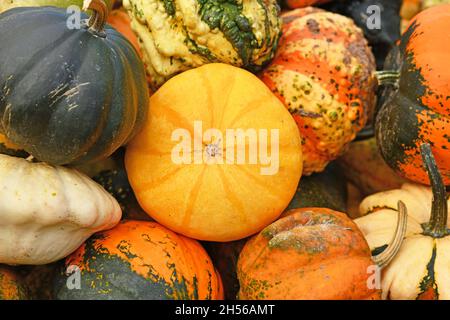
125;63;303;241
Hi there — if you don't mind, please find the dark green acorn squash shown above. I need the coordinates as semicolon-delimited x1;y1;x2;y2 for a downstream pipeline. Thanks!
53;220;224;300
0;2;149;165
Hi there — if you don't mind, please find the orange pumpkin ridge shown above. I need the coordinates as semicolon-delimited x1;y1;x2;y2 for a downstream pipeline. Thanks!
237;208;381;300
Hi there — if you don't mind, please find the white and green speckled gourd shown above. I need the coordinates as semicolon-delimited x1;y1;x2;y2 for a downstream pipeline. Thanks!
123;0;282;89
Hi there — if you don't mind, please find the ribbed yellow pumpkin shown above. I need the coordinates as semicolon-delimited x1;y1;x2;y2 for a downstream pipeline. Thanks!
125;63;303;241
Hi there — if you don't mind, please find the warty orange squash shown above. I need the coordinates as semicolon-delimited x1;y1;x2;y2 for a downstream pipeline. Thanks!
260;8;377;175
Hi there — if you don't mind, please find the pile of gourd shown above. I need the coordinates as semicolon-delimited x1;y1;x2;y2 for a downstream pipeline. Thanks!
0;0;449;300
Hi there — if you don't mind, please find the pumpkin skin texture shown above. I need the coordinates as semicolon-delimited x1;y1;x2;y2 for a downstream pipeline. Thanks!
237;208;381;300
204;163;345;300
260;8;377;175
125;63;303;242
0;6;149;165
337;137;407;196
123;0;282;89
0;266;29;300
53;220;224;300
376;5;450;185
0;154;121;265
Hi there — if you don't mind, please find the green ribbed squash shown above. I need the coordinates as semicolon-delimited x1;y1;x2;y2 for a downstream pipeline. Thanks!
123;0;282;89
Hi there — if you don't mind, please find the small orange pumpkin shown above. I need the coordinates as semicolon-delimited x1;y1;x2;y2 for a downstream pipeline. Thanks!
125;63;303;241
237;207;405;300
53;220;223;300
260;8;377;175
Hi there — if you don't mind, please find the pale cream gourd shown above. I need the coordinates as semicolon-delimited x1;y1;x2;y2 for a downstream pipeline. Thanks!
0;155;122;265
355;144;450;300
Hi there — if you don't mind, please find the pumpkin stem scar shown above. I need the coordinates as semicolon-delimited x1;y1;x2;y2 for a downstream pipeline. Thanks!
375;70;400;87
420;143;450;238
372;201;408;268
83;0;109;37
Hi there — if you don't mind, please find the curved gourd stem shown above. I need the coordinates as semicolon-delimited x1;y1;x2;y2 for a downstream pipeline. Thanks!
372;201;408;268
83;0;108;37
375;71;400;86
420;143;449;238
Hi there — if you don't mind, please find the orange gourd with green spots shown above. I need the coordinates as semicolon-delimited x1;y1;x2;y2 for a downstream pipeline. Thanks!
53;220;224;300
260;8;377;175
237;208;384;300
376;5;450;185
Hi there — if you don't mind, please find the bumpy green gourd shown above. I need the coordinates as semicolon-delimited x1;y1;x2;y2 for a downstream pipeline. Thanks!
123;0;281;89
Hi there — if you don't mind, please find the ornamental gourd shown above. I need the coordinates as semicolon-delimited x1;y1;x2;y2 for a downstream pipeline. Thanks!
53;220;224;300
260;8;377;175
0;154;121;265
125;63;303;242
123;0;282;89
204;164;346;300
376;5;450;185
237;206;406;300
355;144;450;299
0;1;149;165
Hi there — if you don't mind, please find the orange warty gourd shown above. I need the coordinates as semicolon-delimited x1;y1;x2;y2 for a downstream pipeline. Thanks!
260;8;377;175
54;220;224;300
237;207;406;300
125;63;303;242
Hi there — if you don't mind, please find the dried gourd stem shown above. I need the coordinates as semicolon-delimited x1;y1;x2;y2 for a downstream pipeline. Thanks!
421;143;449;238
375;71;400;86
372;201;407;269
83;0;108;36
